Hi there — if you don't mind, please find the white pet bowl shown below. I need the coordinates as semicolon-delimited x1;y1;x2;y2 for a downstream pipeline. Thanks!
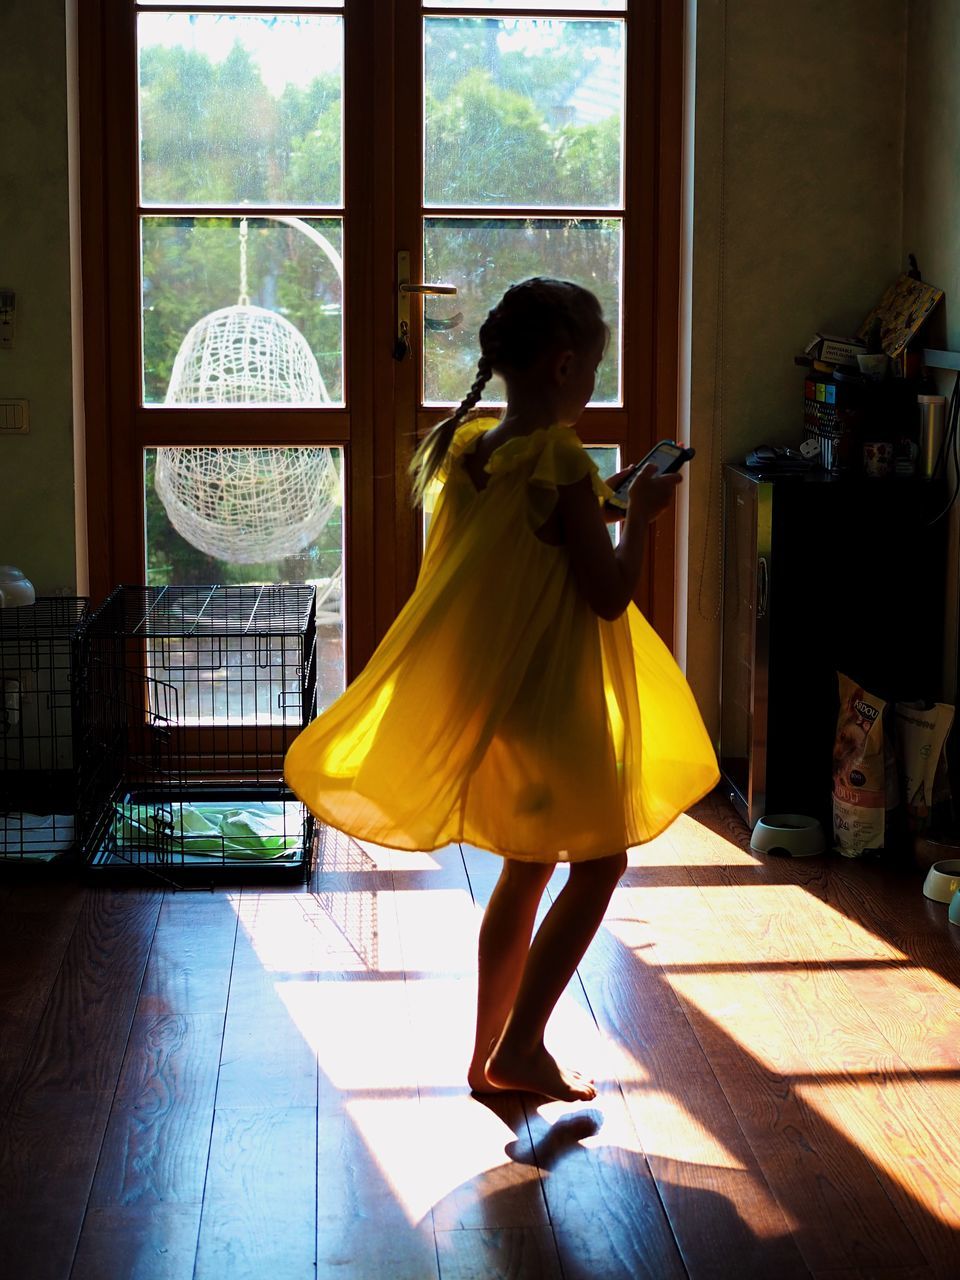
750;814;826;858
922;859;960;904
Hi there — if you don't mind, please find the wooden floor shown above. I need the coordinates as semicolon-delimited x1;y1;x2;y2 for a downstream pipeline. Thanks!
1;793;959;1279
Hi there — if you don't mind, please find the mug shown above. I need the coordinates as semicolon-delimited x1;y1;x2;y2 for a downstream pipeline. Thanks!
950;889;960;927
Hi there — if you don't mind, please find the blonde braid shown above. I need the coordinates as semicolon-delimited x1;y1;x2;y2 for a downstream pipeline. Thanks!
409;356;494;505
453;355;493;422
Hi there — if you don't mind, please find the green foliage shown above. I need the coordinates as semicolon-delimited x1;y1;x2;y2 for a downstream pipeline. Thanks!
426;71;554;205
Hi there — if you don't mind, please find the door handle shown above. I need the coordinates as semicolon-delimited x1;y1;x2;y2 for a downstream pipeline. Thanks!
399;283;458;296
757;556;769;619
396;250;458;360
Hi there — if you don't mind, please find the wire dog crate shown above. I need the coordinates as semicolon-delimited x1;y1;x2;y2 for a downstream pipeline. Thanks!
74;585;317;885
1;598;88;867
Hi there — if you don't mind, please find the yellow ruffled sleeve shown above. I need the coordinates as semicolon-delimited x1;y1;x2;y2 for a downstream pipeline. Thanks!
523;426;617;530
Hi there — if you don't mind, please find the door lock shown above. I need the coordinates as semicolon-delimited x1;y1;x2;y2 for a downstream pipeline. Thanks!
395;251;457;361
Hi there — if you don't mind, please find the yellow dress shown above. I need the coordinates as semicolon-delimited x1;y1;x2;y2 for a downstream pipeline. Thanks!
285;418;719;861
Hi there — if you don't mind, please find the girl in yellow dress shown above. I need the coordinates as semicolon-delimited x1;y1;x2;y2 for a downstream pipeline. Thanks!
285;278;718;1101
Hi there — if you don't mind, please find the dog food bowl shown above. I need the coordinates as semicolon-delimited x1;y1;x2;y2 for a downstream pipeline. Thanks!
750;814;826;858
922;859;960;904
914;832;960;872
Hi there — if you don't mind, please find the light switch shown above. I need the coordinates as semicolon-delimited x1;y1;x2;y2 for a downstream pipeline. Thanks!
0;400;29;433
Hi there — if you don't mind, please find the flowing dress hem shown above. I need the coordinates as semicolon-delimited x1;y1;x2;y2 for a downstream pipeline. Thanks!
296;770;721;863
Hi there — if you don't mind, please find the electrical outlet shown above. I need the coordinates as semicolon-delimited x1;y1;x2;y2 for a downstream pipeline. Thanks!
0;400;29;433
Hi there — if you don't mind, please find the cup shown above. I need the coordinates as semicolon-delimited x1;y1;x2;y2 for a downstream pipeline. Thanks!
950;889;960;926
918;394;946;480
863;440;893;477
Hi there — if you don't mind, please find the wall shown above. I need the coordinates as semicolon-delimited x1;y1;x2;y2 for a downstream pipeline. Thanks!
902;0;960;702
682;0;908;738
0;0;76;595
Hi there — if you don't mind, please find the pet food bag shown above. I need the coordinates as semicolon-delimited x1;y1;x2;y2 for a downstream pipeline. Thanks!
894;700;954;833
833;674;899;856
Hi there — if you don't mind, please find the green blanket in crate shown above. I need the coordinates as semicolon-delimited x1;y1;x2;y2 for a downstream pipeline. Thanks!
116;801;302;860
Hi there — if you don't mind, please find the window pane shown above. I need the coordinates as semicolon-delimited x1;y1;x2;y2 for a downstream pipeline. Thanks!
144;447;345;714
585;445;620;477
138;12;343;206
141;215;343;407
424;17;623;209
425;1;625;10
422;217;622;405
139;2;343;7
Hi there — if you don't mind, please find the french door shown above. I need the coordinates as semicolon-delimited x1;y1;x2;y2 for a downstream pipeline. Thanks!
79;0;682;703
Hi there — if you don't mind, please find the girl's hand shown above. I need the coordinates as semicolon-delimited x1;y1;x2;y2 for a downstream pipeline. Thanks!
601;464;639;523
625;463;682;523
604;464;638;491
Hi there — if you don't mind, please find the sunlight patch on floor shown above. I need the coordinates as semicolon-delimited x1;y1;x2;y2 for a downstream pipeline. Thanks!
276;978;418;1091
346;1094;539;1227
618;1083;748;1170
354;836;441;872
611;884;908;967
234;890;397;973
630;812;763;867
390;887;480;974
795;1076;960;1228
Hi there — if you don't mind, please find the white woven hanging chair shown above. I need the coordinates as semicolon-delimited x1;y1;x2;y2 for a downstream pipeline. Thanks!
154;219;341;565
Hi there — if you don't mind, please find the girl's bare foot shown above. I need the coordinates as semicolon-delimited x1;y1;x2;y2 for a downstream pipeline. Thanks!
468;1037;507;1094
467;1063;507;1093
484;1041;597;1102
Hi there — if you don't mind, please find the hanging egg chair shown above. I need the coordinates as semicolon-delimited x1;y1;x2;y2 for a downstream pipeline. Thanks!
154;217;341;565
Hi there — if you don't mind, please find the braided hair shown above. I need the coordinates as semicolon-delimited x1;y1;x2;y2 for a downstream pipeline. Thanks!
410;277;607;505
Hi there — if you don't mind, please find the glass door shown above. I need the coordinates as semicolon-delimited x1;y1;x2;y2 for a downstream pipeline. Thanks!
393;0;674;624
81;0;682;684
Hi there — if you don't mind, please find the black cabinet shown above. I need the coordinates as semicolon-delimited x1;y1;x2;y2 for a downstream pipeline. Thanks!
719;465;946;828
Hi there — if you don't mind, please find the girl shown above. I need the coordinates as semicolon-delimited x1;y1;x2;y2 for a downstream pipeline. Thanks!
285;278;718;1102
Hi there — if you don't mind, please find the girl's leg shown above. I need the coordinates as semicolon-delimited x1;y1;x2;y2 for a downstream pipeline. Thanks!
468;857;555;1092
486;850;628;1102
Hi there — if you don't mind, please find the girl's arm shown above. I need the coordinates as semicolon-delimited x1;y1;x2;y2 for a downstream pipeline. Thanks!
555;464;681;621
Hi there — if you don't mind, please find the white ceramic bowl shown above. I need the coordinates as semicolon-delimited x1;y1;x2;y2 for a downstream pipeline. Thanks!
922;859;960;904
0;566;35;608
750;814;826;858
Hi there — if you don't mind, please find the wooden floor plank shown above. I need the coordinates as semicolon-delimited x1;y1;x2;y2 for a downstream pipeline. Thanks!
564;868;810;1279
0;885;161;1279
83;893;238;1216
387;844;553;1237
214;928;318;1111
436;1225;563;1280
639;892;924;1271
673;819;960;1277
315;1111;441;1280
0;879;85;1113
71;1204;202;1280
194;1105;317;1280
462;844;688;1280
655;818;940;1273
1;795;959;1278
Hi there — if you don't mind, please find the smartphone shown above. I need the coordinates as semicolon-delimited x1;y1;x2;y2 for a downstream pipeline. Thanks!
607;440;696;509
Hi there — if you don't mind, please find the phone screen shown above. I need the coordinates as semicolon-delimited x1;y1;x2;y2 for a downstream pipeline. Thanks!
640;442;685;477
610;442;687;503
